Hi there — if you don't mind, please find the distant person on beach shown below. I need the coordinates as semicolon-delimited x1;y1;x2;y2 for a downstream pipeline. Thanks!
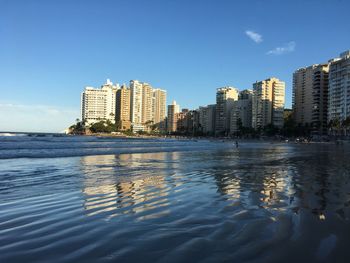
235;141;239;148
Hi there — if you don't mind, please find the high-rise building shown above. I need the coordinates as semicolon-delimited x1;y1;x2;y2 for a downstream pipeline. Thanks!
252;77;285;129
176;109;189;133
312;64;329;133
167;101;180;133
230;89;253;133
130;80;168;132
328;51;350;123
199;104;216;135
215;87;239;135
116;84;131;130
292;64;329;133
152;89;167;130
186;110;200;135
293;66;315;125
81;79;119;125
130;80;143;126
81;79;167;132
141;83;153;125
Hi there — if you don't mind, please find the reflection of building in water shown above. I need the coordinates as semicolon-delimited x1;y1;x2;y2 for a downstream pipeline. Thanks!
221;177;241;200
80;154;119;186
115;175;169;216
290;146;334;220
260;169;290;209
212;147;293;212
80;153;171;219
165;151;181;170
80;155;119;215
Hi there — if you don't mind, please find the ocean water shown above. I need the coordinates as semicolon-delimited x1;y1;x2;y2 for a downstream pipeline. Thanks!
1;135;350;262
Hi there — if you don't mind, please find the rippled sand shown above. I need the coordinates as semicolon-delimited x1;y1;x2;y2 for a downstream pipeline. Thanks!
1;137;350;262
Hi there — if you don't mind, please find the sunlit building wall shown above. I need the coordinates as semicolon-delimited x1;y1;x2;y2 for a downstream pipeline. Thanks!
141;83;153;125
130;80;143;126
152;89;167;130
215;87;239;135
230;89;253;133
116;84;131;130
252;77;285;128
81;79;119;125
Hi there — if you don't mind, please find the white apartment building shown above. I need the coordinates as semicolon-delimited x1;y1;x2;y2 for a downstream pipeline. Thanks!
152;89;167;130
230;89;253;133
81;79;119;125
328;51;350;122
252;78;285;128
141;83;153;124
130;80;168;132
130;80;143;125
215;87;239;135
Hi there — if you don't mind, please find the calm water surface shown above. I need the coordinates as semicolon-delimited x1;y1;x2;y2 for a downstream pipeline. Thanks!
1;135;350;262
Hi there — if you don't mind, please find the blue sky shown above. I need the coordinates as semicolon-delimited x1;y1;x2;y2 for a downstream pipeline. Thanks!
1;0;349;132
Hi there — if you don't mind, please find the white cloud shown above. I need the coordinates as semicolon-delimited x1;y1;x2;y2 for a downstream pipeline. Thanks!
0;103;80;133
245;30;263;43
267;41;296;55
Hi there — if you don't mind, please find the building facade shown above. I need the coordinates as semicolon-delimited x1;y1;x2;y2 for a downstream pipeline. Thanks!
252;78;285;129
328;51;350;123
215;87;239;135
230;89;253;133
152;89;167;130
81;79;119;125
312;64;329;134
293;66;315;125
141;83;153;125
199;104;216;135
81;79;167;132
130;80;143;126
167;101;180;133
116;84;131;130
293;64;329;133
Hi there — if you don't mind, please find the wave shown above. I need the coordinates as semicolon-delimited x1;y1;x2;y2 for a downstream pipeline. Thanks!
0;133;27;137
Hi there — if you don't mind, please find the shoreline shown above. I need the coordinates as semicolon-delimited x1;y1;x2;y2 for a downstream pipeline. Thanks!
1;131;349;145
77;133;350;145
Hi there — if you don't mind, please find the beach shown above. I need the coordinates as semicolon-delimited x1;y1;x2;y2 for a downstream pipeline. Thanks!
1;135;350;262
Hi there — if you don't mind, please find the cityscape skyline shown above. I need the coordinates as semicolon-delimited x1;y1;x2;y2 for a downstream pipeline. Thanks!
78;76;287;136
1;0;350;132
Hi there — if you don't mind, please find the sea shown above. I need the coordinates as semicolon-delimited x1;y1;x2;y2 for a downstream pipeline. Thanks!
1;133;350;262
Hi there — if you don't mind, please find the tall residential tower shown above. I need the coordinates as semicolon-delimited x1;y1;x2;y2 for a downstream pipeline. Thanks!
252;77;285;128
116;84;131;130
293;64;329;133
167;101;180;133
215;87;239;135
152;89;167;130
328;51;350;123
81;79;119;125
130;80;143;126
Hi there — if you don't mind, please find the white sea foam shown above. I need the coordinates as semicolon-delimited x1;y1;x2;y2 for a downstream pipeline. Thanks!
0;132;26;137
